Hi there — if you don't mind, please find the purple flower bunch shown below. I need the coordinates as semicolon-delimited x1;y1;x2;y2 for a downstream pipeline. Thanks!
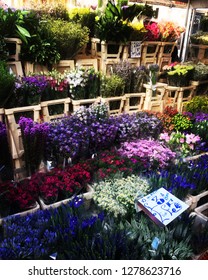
0;121;6;138
118;139;176;170
19;117;49;137
115;113;141;142
47;112;118;161
193;112;208;122
89;118;118;152
47;115;90;160
19;117;49;175
18;75;48;96
115;112;163;143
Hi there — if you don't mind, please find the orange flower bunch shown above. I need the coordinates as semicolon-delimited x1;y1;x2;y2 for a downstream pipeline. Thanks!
158;21;185;42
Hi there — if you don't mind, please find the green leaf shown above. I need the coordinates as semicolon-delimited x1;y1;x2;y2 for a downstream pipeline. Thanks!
16;24;31;38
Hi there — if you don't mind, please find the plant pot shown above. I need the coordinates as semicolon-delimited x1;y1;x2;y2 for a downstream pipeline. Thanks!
167;74;190;87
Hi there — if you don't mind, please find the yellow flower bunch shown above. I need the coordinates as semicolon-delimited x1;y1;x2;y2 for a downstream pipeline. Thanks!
128;20;146;32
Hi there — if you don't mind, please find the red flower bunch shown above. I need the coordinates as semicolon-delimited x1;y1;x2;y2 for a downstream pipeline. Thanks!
91;149;134;181
7;178;38;211
46;76;68;93
30;162;92;203
144;21;160;41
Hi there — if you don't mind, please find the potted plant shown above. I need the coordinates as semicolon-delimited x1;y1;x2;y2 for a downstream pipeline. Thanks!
167;64;194;87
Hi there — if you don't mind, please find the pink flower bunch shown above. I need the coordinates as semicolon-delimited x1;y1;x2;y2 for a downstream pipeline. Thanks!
118;139;176;169
160;131;201;156
144;21;160;41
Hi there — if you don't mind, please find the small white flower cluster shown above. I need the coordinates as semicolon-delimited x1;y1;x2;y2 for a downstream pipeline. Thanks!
93;174;150;217
65;68;88;89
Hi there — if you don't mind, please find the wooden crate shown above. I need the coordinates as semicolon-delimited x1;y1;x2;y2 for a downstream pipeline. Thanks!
4;105;41;178
176;85;196;112
40;98;72;122
0;108;4;122
23;62;49;75
7;61;24;77
75;58;98;71
157;42;176;71
123;93;145;114
53;60;75;73
143;82;167;112
101;96;126;115
189;44;208;64
90;38;129;73
140;41;161;66
163;85;180;109
72;97;102;112
4;37;22;61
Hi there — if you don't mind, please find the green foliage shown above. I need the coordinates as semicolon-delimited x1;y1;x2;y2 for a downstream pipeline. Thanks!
185;95;208;114
44;18;89;59
54;203;144;260
125;214;193;260
200;16;208;32
0;8;31;43
0;35;8;61
192;62;208;81
192;120;208;143
68;8;97;38
94;1;138;42
112;60;132;93
95;2;153;42
100;74;125;97
172;113;193;131
190;31;208;45
20;17;61;66
0;61;15;107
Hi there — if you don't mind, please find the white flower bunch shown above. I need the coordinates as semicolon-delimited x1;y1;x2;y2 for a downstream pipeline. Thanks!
65;68;88;89
93;174;150;217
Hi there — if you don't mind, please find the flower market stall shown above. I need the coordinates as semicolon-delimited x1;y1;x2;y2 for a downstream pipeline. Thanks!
0;0;208;261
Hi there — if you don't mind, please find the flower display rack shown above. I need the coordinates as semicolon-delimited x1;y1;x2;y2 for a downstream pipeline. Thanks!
75;58;98;72
157;42;176;71
72;97;102;112
52;60;75;74
4;105;41;178
123;93;146;114
0;108;4;122
163;85;180;109
40;97;72;122
90;38;129;73
143;82;167;112
189;44;208;64
188;190;208;211
100;96;126;115
140;41;161;67
4;37;22;61
23;62;49;76
176;85;196;113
